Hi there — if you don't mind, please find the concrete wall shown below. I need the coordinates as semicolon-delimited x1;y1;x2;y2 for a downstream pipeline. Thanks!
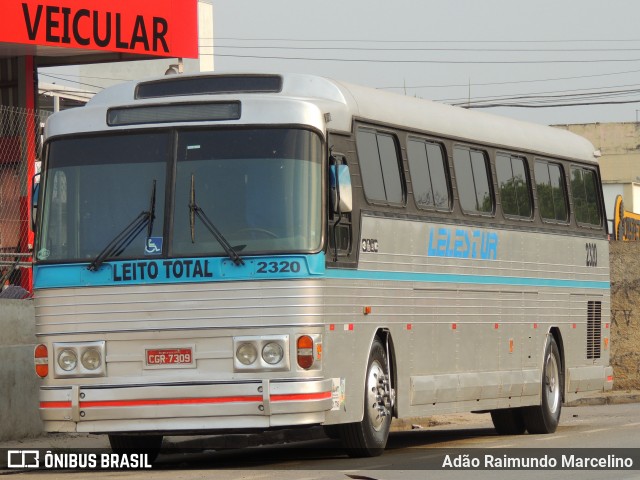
0;299;42;442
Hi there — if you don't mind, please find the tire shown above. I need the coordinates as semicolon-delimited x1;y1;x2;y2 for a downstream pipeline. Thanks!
108;434;163;463
490;408;526;435
524;336;563;434
338;338;393;457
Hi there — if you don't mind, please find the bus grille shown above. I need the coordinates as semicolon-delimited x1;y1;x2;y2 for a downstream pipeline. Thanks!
586;300;602;359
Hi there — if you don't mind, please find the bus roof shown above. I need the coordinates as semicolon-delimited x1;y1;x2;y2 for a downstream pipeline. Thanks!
67;72;599;163
330;77;598;163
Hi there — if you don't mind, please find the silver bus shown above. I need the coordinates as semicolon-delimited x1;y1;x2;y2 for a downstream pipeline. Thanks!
33;73;612;457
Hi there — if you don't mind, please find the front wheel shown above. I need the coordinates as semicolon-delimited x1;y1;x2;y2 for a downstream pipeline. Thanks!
338;338;393;457
523;336;563;434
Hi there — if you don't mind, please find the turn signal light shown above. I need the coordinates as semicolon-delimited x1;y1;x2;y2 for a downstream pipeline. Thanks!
297;335;314;369
34;344;49;378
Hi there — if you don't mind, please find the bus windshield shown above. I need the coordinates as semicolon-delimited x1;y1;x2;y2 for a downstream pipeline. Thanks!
37;128;323;263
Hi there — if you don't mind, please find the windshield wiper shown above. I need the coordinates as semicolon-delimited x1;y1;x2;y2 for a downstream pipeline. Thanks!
87;180;156;272
189;174;244;266
147;178;157;238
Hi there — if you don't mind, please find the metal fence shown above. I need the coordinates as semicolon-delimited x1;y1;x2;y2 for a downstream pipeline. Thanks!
0;105;50;294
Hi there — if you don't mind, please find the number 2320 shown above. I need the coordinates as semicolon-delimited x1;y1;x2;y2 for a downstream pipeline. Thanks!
256;261;301;274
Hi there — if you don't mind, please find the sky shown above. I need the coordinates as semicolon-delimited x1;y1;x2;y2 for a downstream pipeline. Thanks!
41;0;640;126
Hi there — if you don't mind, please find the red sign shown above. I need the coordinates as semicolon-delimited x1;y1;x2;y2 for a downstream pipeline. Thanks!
2;1;199;58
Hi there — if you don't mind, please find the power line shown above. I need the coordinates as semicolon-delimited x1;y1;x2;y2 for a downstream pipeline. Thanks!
214;53;640;64
39;67;640;93
378;68;640;90
212;37;640;44
36;59;640;111
459;92;640;107
39;73;102;91
211;44;640;53
441;83;640;104
452;85;640;108
465;98;640;108
39;72;135;83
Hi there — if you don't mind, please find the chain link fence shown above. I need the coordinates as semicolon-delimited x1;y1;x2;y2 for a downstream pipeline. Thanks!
0;105;50;295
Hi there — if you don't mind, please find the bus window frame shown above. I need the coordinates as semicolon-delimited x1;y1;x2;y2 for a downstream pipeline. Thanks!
533;158;571;226
569;163;604;230
495;150;535;222
406;135;453;213
355;126;406;208
452;144;495;218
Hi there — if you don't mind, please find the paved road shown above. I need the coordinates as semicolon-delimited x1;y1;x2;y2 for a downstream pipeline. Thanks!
4;403;639;479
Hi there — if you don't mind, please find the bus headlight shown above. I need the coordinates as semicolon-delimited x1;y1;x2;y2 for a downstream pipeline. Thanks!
53;341;106;378
58;349;77;371
233;335;290;372
81;348;102;370
262;342;284;365
236;343;258;365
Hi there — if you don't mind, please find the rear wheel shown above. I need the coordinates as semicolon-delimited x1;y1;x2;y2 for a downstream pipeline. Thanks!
108;434;163;463
490;408;526;435
523;336;562;434
338;338;393;457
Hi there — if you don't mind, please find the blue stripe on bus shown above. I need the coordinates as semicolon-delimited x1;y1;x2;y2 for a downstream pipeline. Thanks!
324;268;610;290
33;253;327;289
33;252;609;290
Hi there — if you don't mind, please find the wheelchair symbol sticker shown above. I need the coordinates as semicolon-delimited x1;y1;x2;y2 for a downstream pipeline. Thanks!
145;237;163;255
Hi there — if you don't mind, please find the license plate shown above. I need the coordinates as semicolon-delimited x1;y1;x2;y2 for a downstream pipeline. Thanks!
145;347;194;368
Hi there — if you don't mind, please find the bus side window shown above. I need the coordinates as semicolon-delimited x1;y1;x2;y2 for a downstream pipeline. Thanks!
407;138;451;211
355;128;404;206
534;160;568;222
453;146;493;215
571;166;602;227
496;153;532;218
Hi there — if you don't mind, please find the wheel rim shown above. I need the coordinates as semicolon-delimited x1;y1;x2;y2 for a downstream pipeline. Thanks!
366;359;390;431
544;352;560;414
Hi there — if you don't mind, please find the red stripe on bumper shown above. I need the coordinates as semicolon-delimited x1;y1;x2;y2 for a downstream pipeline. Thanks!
40;401;72;409
271;391;332;402
40;392;332;409
80;396;263;408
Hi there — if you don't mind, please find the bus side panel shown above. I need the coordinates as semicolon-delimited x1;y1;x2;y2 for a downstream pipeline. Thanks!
322;215;610;420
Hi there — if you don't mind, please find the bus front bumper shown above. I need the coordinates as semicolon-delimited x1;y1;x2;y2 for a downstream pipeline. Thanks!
39;378;334;433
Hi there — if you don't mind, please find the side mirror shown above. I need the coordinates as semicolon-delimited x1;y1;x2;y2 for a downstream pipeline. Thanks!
330;163;352;214
31;173;40;232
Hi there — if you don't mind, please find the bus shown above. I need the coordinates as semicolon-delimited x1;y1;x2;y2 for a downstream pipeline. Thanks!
33;72;612;458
